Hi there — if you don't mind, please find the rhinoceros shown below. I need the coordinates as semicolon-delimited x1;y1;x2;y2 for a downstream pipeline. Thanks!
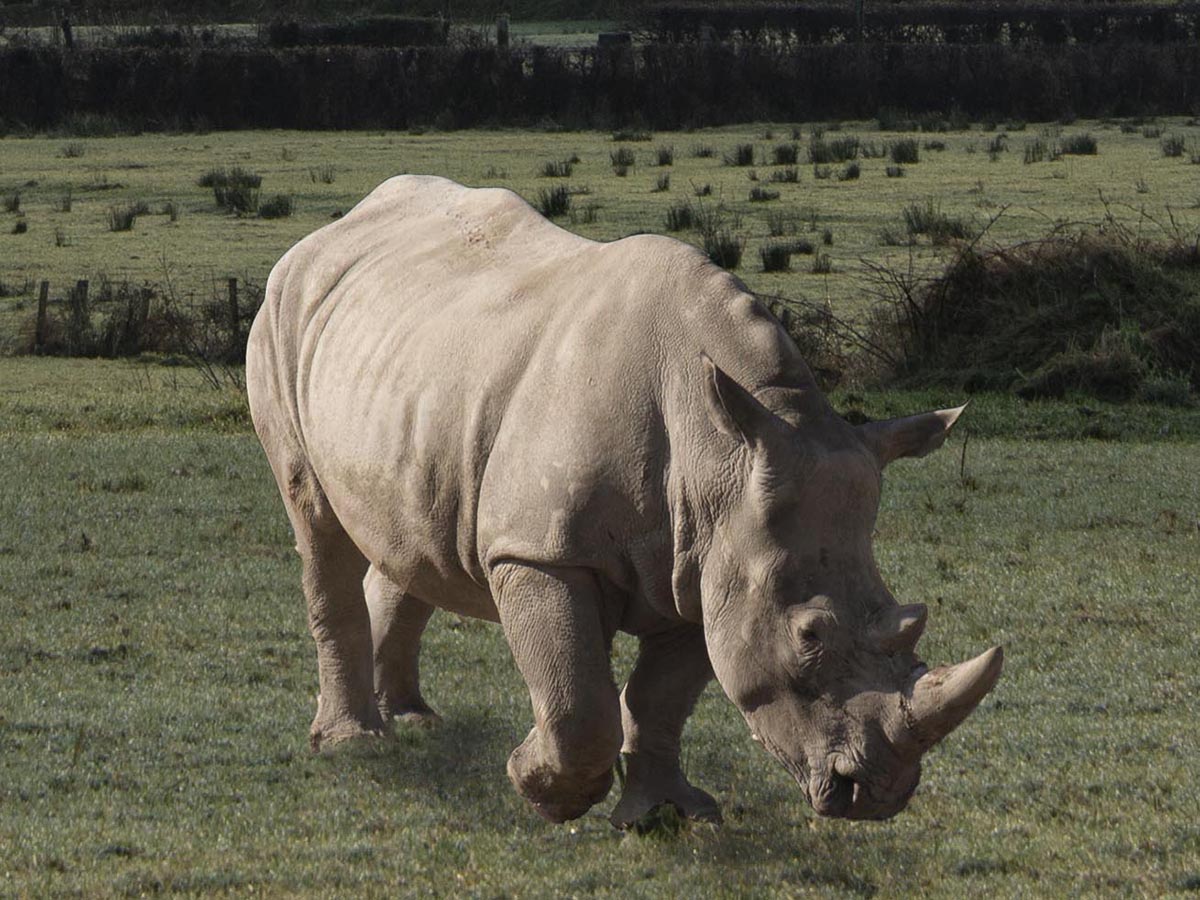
246;174;1002;826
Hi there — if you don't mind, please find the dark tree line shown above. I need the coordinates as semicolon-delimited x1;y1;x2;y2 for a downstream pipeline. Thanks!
2;41;1198;132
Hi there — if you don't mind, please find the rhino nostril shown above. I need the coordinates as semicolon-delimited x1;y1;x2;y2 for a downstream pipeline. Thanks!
811;770;856;818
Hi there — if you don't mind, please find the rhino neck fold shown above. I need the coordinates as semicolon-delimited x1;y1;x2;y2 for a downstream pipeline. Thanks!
662;380;829;626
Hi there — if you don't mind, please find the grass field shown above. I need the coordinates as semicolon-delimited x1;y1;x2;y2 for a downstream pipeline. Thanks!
1;358;1198;896
2;118;1199;895
2;118;1200;351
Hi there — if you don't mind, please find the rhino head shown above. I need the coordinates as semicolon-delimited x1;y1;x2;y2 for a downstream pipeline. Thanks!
697;356;1002;820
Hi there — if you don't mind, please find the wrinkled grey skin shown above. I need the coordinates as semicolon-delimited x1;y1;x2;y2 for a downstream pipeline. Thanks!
247;175;1002;827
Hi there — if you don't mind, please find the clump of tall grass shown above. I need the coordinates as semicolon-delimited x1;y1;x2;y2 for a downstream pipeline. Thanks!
664;200;694;232
656;146;674;166
766;210;801;236
691;199;744;269
759;238;814;272
760;242;794;272
902;199;973;244
1023;138;1060;164
888;139;919;164
200;168;262;213
610;147;636;167
1161;135;1186;158
309;164;336;184
259;194;294;219
704;228;744;269
768;167;799;183
725;144;755;167
107;203;141;231
749;186;780;202
772;143;799;165
540;159;574;177
569;201;600;225
537;185;571;218
808;137;859;164
1060;133;1098;155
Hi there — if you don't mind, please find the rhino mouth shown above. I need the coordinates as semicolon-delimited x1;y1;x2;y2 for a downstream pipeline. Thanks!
752;730;848;817
753;729;916;821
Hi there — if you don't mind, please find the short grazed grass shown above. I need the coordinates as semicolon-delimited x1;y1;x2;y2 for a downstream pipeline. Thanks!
1;358;1197;896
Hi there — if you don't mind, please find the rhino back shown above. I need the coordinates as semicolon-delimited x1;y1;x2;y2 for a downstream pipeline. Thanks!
251;175;814;622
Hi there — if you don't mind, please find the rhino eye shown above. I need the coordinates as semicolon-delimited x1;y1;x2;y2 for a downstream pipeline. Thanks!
790;609;828;652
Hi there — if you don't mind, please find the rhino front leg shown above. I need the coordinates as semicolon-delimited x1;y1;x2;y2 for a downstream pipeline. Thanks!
491;562;623;823
364;566;441;728
611;624;722;828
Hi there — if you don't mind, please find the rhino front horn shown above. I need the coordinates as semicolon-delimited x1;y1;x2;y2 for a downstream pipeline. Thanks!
907;646;1003;746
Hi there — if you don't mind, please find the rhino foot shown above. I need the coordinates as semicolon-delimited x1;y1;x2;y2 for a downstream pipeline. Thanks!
507;730;615;823
309;693;388;752
610;752;722;830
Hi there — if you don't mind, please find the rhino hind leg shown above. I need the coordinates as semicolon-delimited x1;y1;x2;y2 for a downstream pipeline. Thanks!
491;562;623;823
270;457;386;751
364;565;441;728
611;625;722;829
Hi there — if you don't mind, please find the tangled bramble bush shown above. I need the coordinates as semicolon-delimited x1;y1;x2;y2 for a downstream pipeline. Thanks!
857;226;1200;401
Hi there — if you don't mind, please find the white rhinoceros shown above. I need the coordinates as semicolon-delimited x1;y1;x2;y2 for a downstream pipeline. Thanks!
246;174;1002;826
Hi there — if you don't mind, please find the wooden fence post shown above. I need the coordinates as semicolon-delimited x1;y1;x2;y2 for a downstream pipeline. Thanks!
35;280;49;353
227;276;239;334
68;280;90;353
227;277;242;361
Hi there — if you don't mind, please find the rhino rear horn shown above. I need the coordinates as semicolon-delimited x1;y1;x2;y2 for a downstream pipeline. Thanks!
858;405;966;468
906;645;1003;747
872;603;928;654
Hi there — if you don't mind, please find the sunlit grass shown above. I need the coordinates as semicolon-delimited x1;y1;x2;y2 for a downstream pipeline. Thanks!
0;359;1197;895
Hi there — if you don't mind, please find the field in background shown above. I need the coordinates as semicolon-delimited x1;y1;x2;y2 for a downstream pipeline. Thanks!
2;118;1199;351
0;360;1198;896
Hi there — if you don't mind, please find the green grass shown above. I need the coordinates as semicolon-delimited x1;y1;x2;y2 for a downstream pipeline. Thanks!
2;118;1200;349
1;358;1198;895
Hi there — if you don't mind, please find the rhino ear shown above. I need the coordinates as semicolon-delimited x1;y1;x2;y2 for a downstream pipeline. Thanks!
858;404;966;468
701;353;768;446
